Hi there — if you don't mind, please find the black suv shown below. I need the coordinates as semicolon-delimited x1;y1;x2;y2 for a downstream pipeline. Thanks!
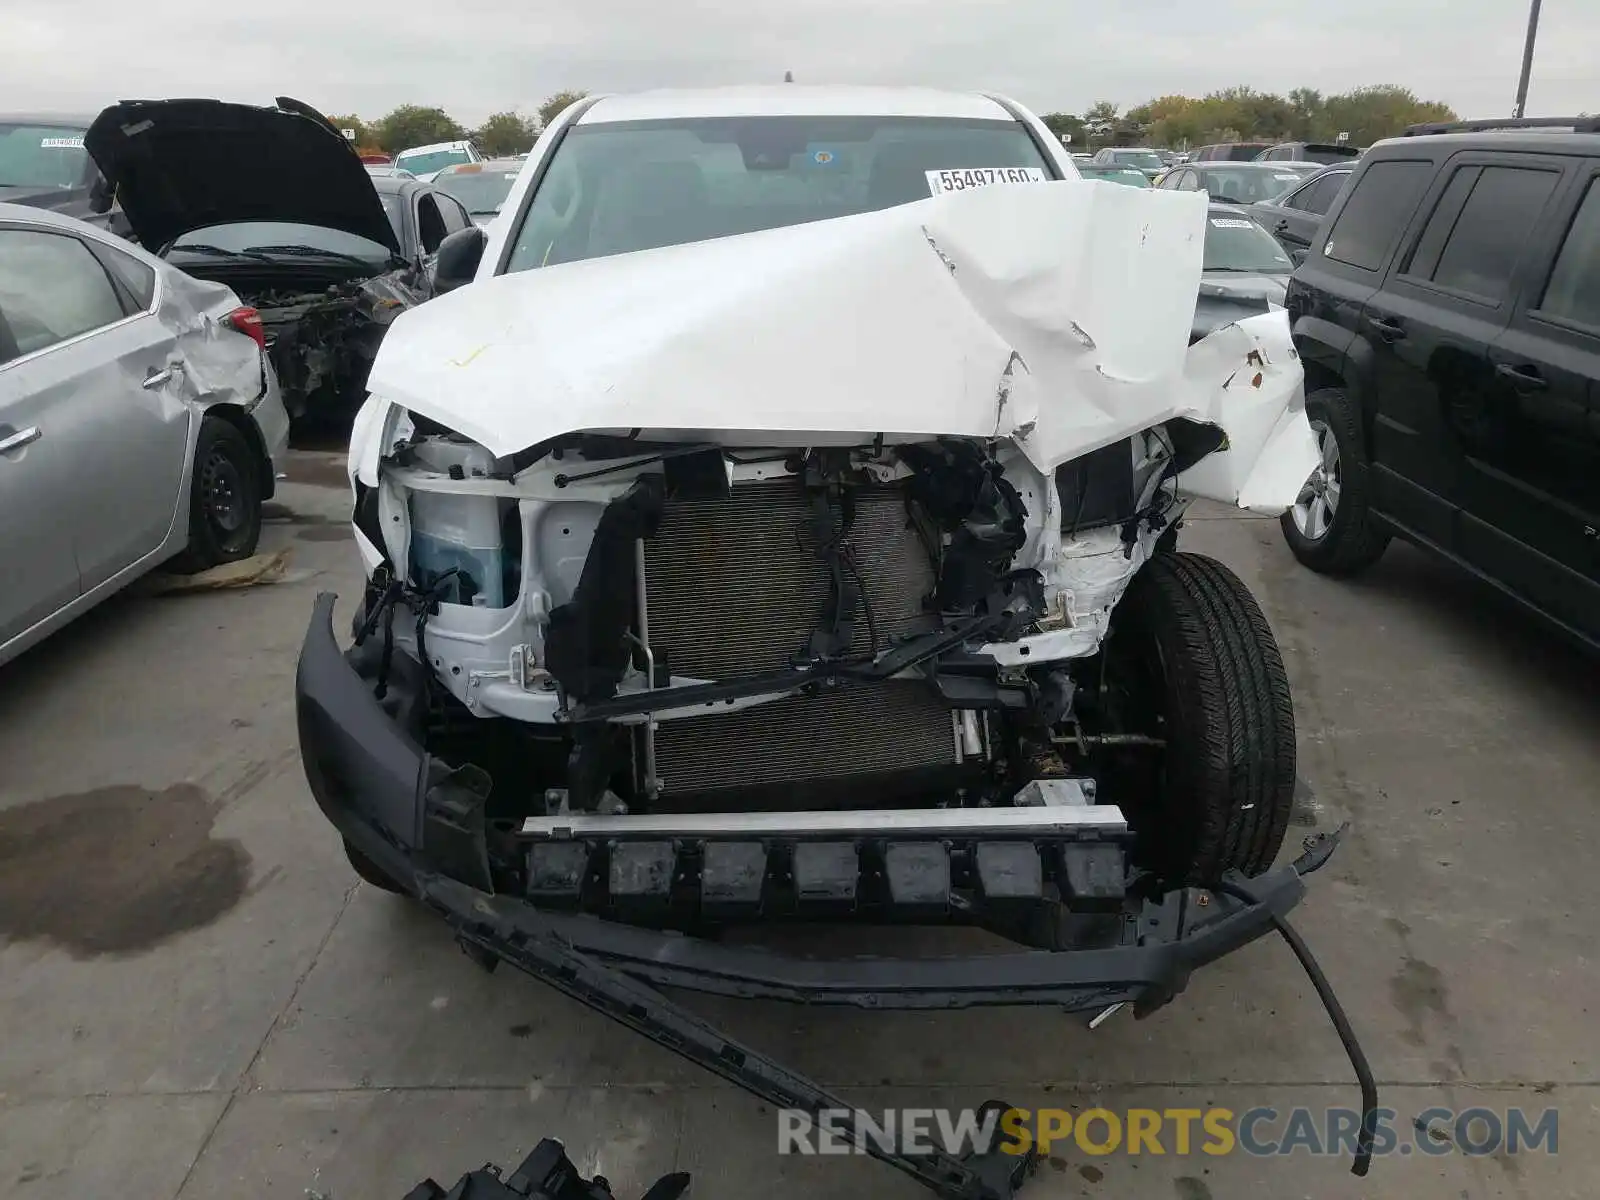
1282;116;1600;649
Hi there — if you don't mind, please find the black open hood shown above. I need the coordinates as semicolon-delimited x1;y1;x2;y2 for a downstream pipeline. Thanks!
84;96;400;256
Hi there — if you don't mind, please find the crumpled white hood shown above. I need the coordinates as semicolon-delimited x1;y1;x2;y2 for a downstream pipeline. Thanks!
366;181;1314;512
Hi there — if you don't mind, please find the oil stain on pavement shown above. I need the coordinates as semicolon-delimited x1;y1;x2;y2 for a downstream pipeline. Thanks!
0;784;251;957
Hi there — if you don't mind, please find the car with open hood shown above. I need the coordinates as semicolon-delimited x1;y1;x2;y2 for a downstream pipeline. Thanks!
293;87;1376;1191
84;96;427;424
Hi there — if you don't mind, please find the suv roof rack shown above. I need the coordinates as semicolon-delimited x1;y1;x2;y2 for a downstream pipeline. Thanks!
1402;116;1600;136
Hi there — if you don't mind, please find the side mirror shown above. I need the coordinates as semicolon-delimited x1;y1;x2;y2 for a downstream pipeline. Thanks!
434;226;487;294
1290;248;1308;267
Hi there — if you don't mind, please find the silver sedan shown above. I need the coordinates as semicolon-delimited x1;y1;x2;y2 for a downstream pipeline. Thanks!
0;202;290;667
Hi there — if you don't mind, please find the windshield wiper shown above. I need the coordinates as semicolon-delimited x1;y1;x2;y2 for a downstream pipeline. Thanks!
1206;266;1285;274
245;244;387;267
174;243;275;262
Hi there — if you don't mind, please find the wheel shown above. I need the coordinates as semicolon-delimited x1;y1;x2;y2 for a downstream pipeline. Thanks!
344;839;408;893
1102;551;1296;884
167;417;263;573
1279;387;1390;575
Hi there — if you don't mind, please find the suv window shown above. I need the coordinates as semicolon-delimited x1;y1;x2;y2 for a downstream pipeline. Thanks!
1537;178;1600;329
0;228;128;361
1284;172;1346;215
1323;160;1432;271
1408;165;1559;303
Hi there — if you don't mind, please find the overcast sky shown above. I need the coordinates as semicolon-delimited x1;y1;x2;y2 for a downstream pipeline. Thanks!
6;0;1596;126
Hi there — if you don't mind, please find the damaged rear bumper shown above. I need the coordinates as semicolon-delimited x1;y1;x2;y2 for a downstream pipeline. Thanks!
296;590;1318;1014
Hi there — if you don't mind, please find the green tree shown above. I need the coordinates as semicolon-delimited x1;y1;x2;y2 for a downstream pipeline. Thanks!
1038;112;1086;148
372;105;466;153
1322;85;1456;145
537;90;588;130
474;110;539;156
1287;88;1325;139
325;113;372;147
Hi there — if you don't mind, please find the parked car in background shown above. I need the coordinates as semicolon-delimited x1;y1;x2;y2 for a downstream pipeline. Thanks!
1077;163;1150;188
1249;163;1355;259
371;173;475;269
1191;203;1294;341
1089;146;1165;179
1281;116;1600;649
86;96;431;425
0;113;127;236
1256;141;1362;165
432;158;526;228
0;202;289;667
1193;142;1273;162
1155;161;1321;204
393;139;481;182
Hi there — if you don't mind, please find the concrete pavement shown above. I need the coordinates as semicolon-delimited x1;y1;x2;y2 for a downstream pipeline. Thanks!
0;454;1594;1199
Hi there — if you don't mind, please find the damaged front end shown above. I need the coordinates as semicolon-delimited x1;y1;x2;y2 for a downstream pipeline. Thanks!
254;272;420;421
296;182;1376;1196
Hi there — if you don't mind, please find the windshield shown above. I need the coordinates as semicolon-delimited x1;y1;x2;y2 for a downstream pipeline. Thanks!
1198;166;1314;204
505;114;1053;272
0;123;89;189
435;167;521;215
1203;214;1293;274
1111;150;1164;170
1080;166;1149;188
170;221;394;263
395;147;471;176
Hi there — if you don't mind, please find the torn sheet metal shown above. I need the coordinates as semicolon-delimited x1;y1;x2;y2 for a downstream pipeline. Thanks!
362;180;1313;511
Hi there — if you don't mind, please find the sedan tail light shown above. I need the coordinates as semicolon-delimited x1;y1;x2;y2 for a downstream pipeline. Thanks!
227;306;267;352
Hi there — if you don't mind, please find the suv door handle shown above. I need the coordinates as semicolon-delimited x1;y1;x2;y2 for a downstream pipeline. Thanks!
0;425;42;454
1365;315;1406;342
1495;362;1549;391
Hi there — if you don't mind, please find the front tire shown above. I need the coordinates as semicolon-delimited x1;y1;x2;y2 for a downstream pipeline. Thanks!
1108;551;1296;884
1279;387;1390;576
167;417;263;573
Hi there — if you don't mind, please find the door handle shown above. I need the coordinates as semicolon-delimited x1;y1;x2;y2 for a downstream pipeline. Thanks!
0;425;42;453
1365;315;1406;342
142;366;175;389
1494;362;1549;391
1275;220;1290;233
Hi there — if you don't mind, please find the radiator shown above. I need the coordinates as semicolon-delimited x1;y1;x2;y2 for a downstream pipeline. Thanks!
642;479;959;798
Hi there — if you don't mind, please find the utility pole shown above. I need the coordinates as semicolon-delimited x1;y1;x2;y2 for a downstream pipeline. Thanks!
1512;0;1543;118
